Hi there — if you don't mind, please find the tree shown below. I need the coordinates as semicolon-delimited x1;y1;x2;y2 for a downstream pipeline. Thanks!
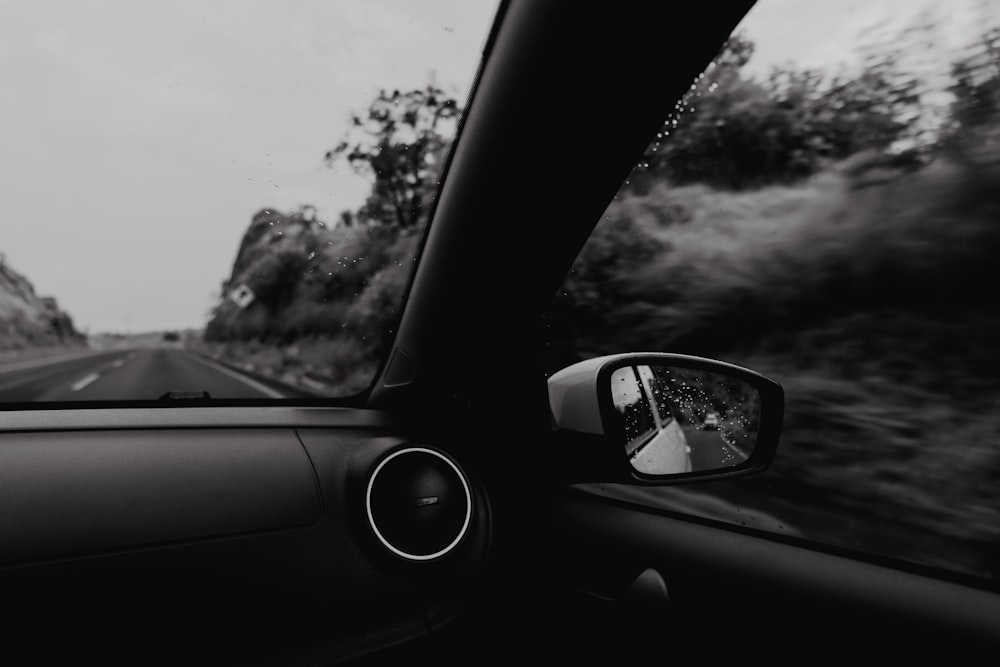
943;26;1000;167
324;82;461;230
632;32;927;191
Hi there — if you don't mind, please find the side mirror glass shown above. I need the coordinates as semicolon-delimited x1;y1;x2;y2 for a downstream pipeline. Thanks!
548;353;783;483
610;364;760;475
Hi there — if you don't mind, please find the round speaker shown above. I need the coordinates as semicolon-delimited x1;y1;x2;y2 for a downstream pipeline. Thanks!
365;447;472;561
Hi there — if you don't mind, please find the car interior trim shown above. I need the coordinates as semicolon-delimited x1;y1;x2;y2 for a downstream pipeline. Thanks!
0;428;321;565
365;446;473;561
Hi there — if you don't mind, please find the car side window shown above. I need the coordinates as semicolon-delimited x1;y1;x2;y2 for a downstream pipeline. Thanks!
543;1;1000;585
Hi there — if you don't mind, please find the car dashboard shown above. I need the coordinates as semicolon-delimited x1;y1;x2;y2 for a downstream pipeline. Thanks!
0;407;491;665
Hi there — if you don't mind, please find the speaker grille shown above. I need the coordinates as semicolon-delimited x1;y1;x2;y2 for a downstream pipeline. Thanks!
364;447;472;561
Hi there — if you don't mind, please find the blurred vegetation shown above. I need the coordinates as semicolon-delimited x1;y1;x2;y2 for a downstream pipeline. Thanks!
630;31;927;191
324;83;459;230
547;18;1000;580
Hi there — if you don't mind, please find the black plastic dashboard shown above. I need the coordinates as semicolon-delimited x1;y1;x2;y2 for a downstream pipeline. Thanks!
0;407;491;665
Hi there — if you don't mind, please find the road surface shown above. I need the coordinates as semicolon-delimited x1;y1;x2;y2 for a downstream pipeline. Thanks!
685;427;749;470
0;348;305;402
629;421;691;474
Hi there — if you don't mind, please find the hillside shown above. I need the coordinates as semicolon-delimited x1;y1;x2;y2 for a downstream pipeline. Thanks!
198;207;419;395
0;257;85;352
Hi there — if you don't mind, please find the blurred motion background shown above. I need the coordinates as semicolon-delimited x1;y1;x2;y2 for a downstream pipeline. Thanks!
544;11;1000;582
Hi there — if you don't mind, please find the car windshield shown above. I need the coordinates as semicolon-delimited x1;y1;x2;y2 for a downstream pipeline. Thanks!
0;0;499;404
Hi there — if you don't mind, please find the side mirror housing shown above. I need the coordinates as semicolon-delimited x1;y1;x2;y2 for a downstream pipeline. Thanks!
548;353;783;484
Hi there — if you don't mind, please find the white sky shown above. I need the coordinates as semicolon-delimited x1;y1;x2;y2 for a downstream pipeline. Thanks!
0;0;993;333
740;0;989;81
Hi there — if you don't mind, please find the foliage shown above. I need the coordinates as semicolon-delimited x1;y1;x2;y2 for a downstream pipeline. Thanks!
633;32;926;190
324;83;460;229
205;79;459;386
942;26;1000;168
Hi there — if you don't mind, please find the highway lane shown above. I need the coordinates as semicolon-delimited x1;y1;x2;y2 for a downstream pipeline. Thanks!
0;350;132;402
0;348;301;402
627;421;751;475
686;427;749;470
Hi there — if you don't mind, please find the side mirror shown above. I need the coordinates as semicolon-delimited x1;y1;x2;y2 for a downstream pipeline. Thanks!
547;353;783;484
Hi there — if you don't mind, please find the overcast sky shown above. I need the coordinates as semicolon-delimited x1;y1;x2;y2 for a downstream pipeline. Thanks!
1;0;498;333
0;0;991;333
741;0;987;80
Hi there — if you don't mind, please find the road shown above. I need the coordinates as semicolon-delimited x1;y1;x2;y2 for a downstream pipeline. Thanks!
685;427;749;470
0;348;303;402
628;421;751;475
630;422;691;474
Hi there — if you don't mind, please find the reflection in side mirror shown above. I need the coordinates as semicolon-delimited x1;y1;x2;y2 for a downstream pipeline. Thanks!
610;364;761;476
547;352;783;484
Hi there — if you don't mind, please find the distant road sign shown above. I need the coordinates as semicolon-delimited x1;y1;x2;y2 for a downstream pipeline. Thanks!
229;284;255;309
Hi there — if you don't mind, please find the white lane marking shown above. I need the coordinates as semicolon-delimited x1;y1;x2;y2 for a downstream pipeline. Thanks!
0;349;119;375
186;354;286;399
70;372;100;391
111;359;126;368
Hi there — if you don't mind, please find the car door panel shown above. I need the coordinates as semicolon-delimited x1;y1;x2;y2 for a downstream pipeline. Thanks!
540;486;1000;660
